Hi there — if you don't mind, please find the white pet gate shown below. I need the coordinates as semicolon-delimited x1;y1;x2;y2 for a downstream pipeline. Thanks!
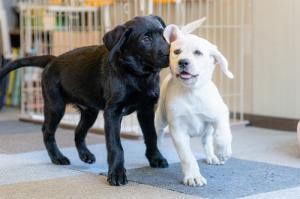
17;0;252;138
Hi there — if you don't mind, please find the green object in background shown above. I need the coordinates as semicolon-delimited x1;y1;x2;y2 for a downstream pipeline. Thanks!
56;12;68;30
12;70;21;106
5;70;15;106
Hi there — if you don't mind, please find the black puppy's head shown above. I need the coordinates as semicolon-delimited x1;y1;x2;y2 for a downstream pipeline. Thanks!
103;15;169;75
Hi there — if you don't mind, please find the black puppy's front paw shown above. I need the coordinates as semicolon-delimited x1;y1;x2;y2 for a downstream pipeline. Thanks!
51;155;71;165
79;149;96;164
107;167;128;186
147;151;169;168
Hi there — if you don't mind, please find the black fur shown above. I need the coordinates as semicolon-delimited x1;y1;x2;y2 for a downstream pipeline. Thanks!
0;55;56;79
0;15;169;186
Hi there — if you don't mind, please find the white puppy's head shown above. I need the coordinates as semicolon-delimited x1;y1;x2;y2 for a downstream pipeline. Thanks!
164;23;234;87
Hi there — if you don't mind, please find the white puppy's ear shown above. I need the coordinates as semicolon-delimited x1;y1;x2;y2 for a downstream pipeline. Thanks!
163;24;184;44
181;17;206;34
211;46;234;79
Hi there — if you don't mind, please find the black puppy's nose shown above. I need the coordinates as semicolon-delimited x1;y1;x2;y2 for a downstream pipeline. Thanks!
178;59;189;69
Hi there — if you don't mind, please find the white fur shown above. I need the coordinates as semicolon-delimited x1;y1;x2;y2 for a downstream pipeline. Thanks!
181;17;206;35
155;23;233;187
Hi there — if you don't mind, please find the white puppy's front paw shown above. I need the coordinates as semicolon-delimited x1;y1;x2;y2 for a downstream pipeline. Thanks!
218;154;230;164
216;149;232;164
183;175;207;187
205;155;223;165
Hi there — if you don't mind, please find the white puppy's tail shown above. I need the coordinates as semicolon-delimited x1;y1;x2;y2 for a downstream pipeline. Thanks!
181;17;206;35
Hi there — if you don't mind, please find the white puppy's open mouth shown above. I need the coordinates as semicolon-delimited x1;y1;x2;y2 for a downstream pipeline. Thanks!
176;71;199;80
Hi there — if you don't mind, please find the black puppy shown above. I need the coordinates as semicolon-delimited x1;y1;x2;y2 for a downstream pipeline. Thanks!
0;15;169;186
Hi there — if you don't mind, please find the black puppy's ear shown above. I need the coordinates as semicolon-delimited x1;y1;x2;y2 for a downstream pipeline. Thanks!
103;25;127;51
104;26;132;66
150;15;166;28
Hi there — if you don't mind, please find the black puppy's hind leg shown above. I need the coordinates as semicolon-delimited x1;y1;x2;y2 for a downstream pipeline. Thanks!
137;106;168;168
42;88;70;165
75;108;98;164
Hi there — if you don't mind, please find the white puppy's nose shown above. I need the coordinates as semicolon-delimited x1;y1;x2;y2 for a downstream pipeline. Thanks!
178;59;189;69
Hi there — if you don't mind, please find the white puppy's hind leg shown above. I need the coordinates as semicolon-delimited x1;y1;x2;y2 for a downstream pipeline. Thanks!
171;130;207;187
202;125;221;165
155;108;167;145
213;116;232;164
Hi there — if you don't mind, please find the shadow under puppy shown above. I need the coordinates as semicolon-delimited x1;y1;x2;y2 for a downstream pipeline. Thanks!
155;22;234;186
0;15;169;186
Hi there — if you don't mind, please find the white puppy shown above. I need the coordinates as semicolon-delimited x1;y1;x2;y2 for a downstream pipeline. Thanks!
155;23;233;187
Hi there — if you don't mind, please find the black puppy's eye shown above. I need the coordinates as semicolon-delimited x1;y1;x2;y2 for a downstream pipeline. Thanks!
142;36;152;43
194;50;203;56
174;49;182;55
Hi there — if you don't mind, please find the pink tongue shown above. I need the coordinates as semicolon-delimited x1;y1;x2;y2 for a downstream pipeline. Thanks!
180;72;192;79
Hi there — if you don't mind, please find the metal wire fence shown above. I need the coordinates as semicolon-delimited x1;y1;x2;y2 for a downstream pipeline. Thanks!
16;0;252;136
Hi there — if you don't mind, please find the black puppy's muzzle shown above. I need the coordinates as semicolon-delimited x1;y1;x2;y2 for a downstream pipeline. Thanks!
157;50;170;68
152;38;170;69
161;55;170;68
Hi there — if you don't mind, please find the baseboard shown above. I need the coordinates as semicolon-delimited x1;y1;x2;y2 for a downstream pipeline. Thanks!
19;117;141;140
243;113;298;132
20;113;298;138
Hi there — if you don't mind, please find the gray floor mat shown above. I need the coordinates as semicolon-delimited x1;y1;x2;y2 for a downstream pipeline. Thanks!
125;158;300;199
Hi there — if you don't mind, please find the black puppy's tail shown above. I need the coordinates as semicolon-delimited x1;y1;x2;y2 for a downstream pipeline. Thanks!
0;55;56;79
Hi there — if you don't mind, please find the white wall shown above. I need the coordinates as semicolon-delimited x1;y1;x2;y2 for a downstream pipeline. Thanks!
251;0;300;119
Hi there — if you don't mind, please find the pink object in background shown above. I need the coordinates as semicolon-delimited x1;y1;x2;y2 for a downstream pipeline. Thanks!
298;121;300;148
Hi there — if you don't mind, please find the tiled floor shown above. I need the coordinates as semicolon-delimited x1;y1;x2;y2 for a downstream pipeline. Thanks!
0;107;299;199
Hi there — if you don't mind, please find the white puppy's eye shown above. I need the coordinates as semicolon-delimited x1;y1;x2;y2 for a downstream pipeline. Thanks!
194;50;203;56
174;49;182;55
